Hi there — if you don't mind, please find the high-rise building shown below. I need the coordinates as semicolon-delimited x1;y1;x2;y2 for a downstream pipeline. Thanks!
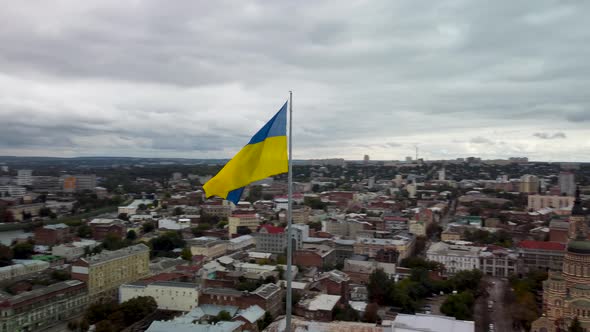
532;188;590;332
16;169;32;186
559;171;576;196
61;174;97;192
519;174;539;193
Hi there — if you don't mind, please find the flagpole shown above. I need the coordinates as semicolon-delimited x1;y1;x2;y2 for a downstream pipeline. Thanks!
285;91;294;332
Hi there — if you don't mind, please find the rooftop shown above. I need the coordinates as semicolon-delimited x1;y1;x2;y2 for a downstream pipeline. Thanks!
252;283;281;299
517;240;565;251
393;313;474;332
300;294;341;311
43;223;68;230
80;243;149;265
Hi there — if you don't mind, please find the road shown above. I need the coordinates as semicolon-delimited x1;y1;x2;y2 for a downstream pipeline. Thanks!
485;277;515;332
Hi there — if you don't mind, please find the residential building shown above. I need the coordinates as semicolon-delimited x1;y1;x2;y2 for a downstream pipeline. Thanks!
479;247;518;277
253;224;302;254
354;234;415;263
517;240;565;273
294;294;341;322
558;171;576;196
532;189;590;331
293;244;336;268
89;218;126;240
227;235;255;252
343;259;397;284
519;174;539;193
158;218;190;231
264;317;383;332
528;195;576;211
51;240;99;261
323;218;368;238
426;242;483;274
33;223;70;245
0;280;88;332
188;237;228;259
61;174;97;192
391;313;474;332
71;244;150;298
16;170;32;186
118;199;154;215
228;214;259;237
441;228;462;242
147;320;242;332
0;260;50;281
7;203;44;222
311;270;350;301
201;200;232;219
119;281;199;311
0;185;26;198
199;283;283;317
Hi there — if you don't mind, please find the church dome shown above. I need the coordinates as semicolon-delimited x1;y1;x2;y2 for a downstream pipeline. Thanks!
567;239;590;254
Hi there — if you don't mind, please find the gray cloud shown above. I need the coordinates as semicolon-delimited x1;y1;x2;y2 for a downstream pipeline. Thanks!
533;132;567;139
0;1;589;161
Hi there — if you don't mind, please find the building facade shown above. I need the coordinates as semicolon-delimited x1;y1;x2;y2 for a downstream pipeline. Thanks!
517;240;565;273
253;224;302;254
71;244;150;299
228;214;259;237
528;195;576;211
33;223;70;245
532;189;590;332
426;242;482;274
119;281;199;311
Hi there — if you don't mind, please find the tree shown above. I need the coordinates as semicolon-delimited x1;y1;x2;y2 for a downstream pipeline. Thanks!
440;291;474;320
39;207;52;217
119;296;157;326
257;311;274;330
95;320;116;332
126;230;137;241
51;270;71;281
217;310;232;321
150;231;185;256
569;316;584;332
0;244;13;267
102;233;129;251
173;207;184;216
368;268;390;304
77;224;92;238
138;203;147;211
142;221;155;233
333;303;359;321
118;213;129;221
363;303;379;323
12;242;34;259
181;247;192;261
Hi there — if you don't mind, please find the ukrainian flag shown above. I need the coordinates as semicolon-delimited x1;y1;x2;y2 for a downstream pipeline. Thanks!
203;101;288;204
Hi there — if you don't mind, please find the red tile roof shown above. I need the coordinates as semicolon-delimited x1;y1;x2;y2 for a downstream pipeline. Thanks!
259;224;284;234
518;240;565;251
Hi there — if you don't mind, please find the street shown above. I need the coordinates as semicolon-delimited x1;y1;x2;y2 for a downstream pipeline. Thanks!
477;276;516;332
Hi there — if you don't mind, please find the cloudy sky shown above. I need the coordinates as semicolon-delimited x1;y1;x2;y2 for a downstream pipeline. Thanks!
1;0;589;161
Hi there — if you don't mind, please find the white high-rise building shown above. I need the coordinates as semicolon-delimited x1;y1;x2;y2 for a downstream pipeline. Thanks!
559;171;575;196
16;170;33;186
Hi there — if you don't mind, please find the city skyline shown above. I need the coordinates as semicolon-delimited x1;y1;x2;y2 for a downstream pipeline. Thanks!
1;1;589;161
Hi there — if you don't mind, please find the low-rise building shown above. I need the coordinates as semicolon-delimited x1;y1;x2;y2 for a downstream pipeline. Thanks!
311;270;350;301
479;247;518;277
294;294;341;322
119;281;199;311
391;313;474;332
51;240;99;261
517;240;565;273
199;283;283;317
227;235;255;252
528;195;575;211
293;244;336;269
33;223;70;245
158;218;190;231
0;260;50;281
426;242;483;274
118;199;154;215
253;224;302;254
343;259;397;284
228;214;259;237
89;218;126;240
354;234;415;263
188;237;228;259
0;280;88;332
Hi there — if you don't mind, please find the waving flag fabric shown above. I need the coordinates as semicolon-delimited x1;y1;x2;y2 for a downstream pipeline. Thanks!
203;102;288;204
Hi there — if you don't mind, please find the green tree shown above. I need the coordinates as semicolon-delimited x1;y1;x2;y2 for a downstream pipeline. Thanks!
51;270;71;281
333;303;359;321
126;230;137;241
39;207;52;217
102;233;129;251
173;207;184;216
363;303;379;323
142;221;155;233
440;291;474;320
119;296;157;326
181;247;192;261
95;320;116;332
368;268;390;304
0;244;13;267
150;231;185;256
569;316;584;332
77;224;92;238
217;310;232;321
12;242;34;259
257;311;274;330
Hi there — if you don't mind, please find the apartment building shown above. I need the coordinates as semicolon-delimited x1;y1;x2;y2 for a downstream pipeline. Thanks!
71;244;150;298
119;281;199;311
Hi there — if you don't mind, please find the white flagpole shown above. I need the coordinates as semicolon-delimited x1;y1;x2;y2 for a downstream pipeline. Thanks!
285;91;294;332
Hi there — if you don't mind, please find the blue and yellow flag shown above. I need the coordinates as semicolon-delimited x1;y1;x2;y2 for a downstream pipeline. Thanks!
203;102;288;204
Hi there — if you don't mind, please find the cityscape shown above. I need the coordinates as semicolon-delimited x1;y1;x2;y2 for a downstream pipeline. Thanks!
1;1;590;332
0;156;588;331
